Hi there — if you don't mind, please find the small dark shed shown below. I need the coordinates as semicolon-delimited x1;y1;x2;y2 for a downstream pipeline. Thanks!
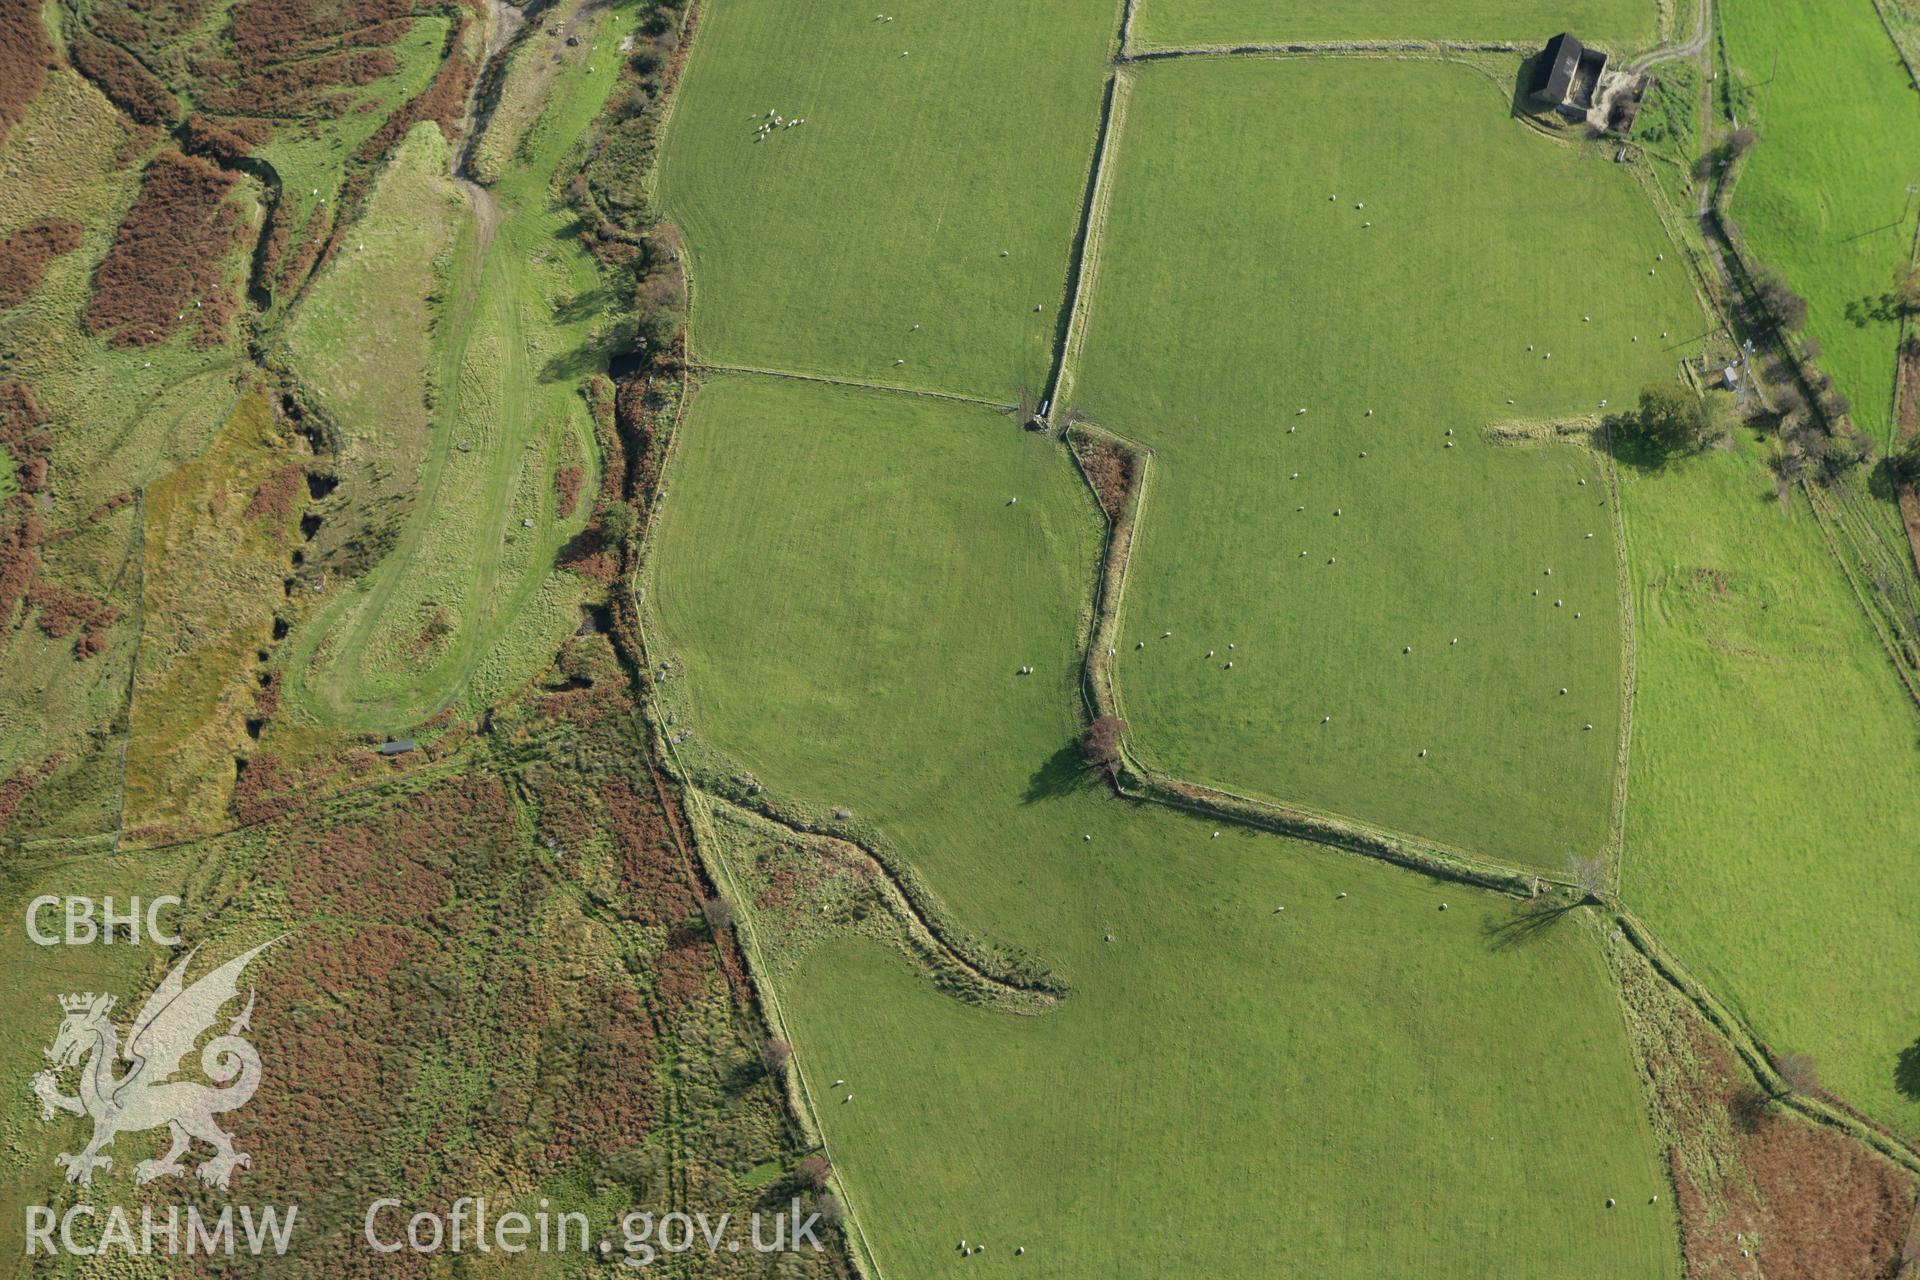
379;739;416;755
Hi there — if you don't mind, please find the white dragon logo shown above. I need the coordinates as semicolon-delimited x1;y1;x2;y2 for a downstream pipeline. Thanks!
30;940;278;1190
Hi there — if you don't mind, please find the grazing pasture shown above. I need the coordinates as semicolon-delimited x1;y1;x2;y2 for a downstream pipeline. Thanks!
1066;58;1702;868
0;845;196;1251
251;15;454;319
280;11;635;732
647;373;1681;1279
279;123;458;573
1126;0;1659;52
123;395;305;841
1618;433;1920;1143
0;69;249;839
1721;0;1920;445
657;0;1120;402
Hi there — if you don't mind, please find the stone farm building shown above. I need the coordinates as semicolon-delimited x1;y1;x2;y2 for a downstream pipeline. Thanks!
1532;32;1609;116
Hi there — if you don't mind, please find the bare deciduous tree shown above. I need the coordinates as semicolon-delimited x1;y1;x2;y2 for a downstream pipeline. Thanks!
701;896;736;934
796;1154;832;1190
1774;1050;1820;1096
1081;715;1128;770
1567;854;1608;901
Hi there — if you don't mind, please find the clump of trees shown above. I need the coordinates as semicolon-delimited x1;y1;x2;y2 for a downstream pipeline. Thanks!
1747;265;1809;335
1081;716;1128;771
700;895;735;934
1773;417;1874;487
1613;383;1730;460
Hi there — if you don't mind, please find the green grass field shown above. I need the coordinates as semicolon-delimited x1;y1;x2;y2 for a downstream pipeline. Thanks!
647;373;1681;1278
1723;0;1920;445
1618;433;1920;1142
279;9;639;733
1128;0;1660;51
0;845;198;1264
279;124;456;565
1066;58;1702;868
657;0;1120;402
0;67;249;837
251;15;454;326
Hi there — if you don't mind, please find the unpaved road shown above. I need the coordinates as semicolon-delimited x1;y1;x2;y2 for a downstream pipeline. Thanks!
1633;0;1711;72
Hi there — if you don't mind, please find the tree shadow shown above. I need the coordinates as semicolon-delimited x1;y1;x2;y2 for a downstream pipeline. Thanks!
539;312;637;384
1844;292;1905;329
552;284;615;324
1897;1037;1920;1101
1482;895;1583;952
1023;742;1090;804
1598;413;1668;473
1867;457;1901;503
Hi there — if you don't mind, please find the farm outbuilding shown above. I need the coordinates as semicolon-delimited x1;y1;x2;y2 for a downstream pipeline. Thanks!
1531;33;1608;116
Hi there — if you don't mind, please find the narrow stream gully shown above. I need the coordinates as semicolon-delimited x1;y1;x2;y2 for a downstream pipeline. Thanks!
455;0;544;256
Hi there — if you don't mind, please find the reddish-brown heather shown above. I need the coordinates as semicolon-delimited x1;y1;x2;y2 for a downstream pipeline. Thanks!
229;751;296;825
656;934;711;1009
198;47;397;116
82;0;216;61
0;380;52;493
179;112;273;161
0;220;84;310
85;491;134;522
26;582;119;658
67;31;178;125
252;668;281;716
0;752;64;841
85;150;245;346
260;773;515;919
1624;959;1917;1278
224;0;417;62
244;462;304;521
347;10;478;176
554;463;585;519
0;1;57;147
0;511;42;641
603;774;700;926
1074;435;1137;520
541;986;660;1167
275;203;332;294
